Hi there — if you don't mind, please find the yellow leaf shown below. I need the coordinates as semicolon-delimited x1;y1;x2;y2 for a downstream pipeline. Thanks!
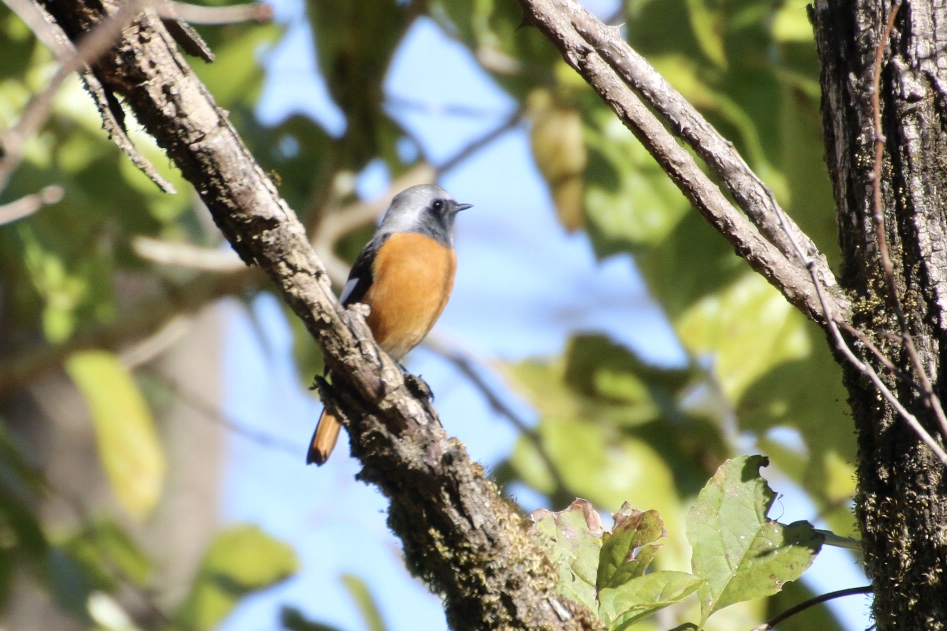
528;89;587;231
684;0;727;69
676;274;810;401
66;351;165;519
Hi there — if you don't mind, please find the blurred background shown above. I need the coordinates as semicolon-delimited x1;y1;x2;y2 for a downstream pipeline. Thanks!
0;0;872;629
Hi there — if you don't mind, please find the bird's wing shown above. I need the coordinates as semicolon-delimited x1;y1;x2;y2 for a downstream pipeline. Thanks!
339;233;388;306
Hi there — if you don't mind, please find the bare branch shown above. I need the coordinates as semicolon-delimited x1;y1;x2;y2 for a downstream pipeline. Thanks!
0;0;176;194
751;585;873;631
436;109;523;174
513;0;850;326
573;15;831;282
155;1;273;25
133;236;245;271
0;184;64;224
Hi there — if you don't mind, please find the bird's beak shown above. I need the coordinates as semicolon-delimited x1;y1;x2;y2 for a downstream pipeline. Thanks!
454;202;473;212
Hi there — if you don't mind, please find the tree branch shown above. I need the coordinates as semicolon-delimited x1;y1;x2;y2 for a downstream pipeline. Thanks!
751;585;873;631
0;184;64;224
35;1;598;628
513;0;851;327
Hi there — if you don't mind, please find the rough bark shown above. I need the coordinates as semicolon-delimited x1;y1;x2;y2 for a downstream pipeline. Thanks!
510;0;947;626
810;0;947;627
33;1;599;629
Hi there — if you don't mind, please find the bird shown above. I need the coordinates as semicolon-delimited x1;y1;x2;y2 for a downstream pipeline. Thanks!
307;184;472;465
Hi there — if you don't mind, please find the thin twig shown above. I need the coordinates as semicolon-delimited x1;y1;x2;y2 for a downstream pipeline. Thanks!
0;0;155;194
868;0;947;442
2;0;71;54
154;0;273;25
0;185;64;224
751;585;873;631
133;236;245;272
386;95;512;119
765;142;947;466
424;334;573;500
145;368;301;457
838;322;902;376
4;0;178;190
437;109;523;174
118;314;192;369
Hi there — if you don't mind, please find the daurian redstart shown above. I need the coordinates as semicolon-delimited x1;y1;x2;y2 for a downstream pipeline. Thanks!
307;184;471;465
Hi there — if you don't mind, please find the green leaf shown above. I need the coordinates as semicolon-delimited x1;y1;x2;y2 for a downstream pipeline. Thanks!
599;571;703;630
686;456;823;625
18;223;85;342
771;0;814;43
46;546;98;621
341;573;387;631
582;104;690;258
175;524;298;631
65;351;165;519
529;499;604;612
684;0;727;68
597;505;665;590
57;518;152;588
676;274;811;402
511;415;680;528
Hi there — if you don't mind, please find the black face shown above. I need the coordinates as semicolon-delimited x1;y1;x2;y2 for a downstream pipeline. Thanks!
427;198;453;236
421;197;471;245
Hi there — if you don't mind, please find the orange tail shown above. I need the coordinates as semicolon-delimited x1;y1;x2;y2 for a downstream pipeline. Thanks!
307;409;342;465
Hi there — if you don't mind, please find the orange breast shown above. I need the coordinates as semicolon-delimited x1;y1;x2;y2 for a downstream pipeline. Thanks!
361;232;457;360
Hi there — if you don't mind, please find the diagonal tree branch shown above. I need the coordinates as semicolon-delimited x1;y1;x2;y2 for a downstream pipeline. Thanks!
513;0;852;327
33;1;598;628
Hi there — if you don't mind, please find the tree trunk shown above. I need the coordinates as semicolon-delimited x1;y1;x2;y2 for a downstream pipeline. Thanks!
810;0;947;627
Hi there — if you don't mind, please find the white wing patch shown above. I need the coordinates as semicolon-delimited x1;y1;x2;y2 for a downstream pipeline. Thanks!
340;276;361;305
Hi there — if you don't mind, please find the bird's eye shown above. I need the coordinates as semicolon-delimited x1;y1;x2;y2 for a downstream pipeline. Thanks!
432;200;445;212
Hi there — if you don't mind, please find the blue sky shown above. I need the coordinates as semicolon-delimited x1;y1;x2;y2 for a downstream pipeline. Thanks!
216;2;872;630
